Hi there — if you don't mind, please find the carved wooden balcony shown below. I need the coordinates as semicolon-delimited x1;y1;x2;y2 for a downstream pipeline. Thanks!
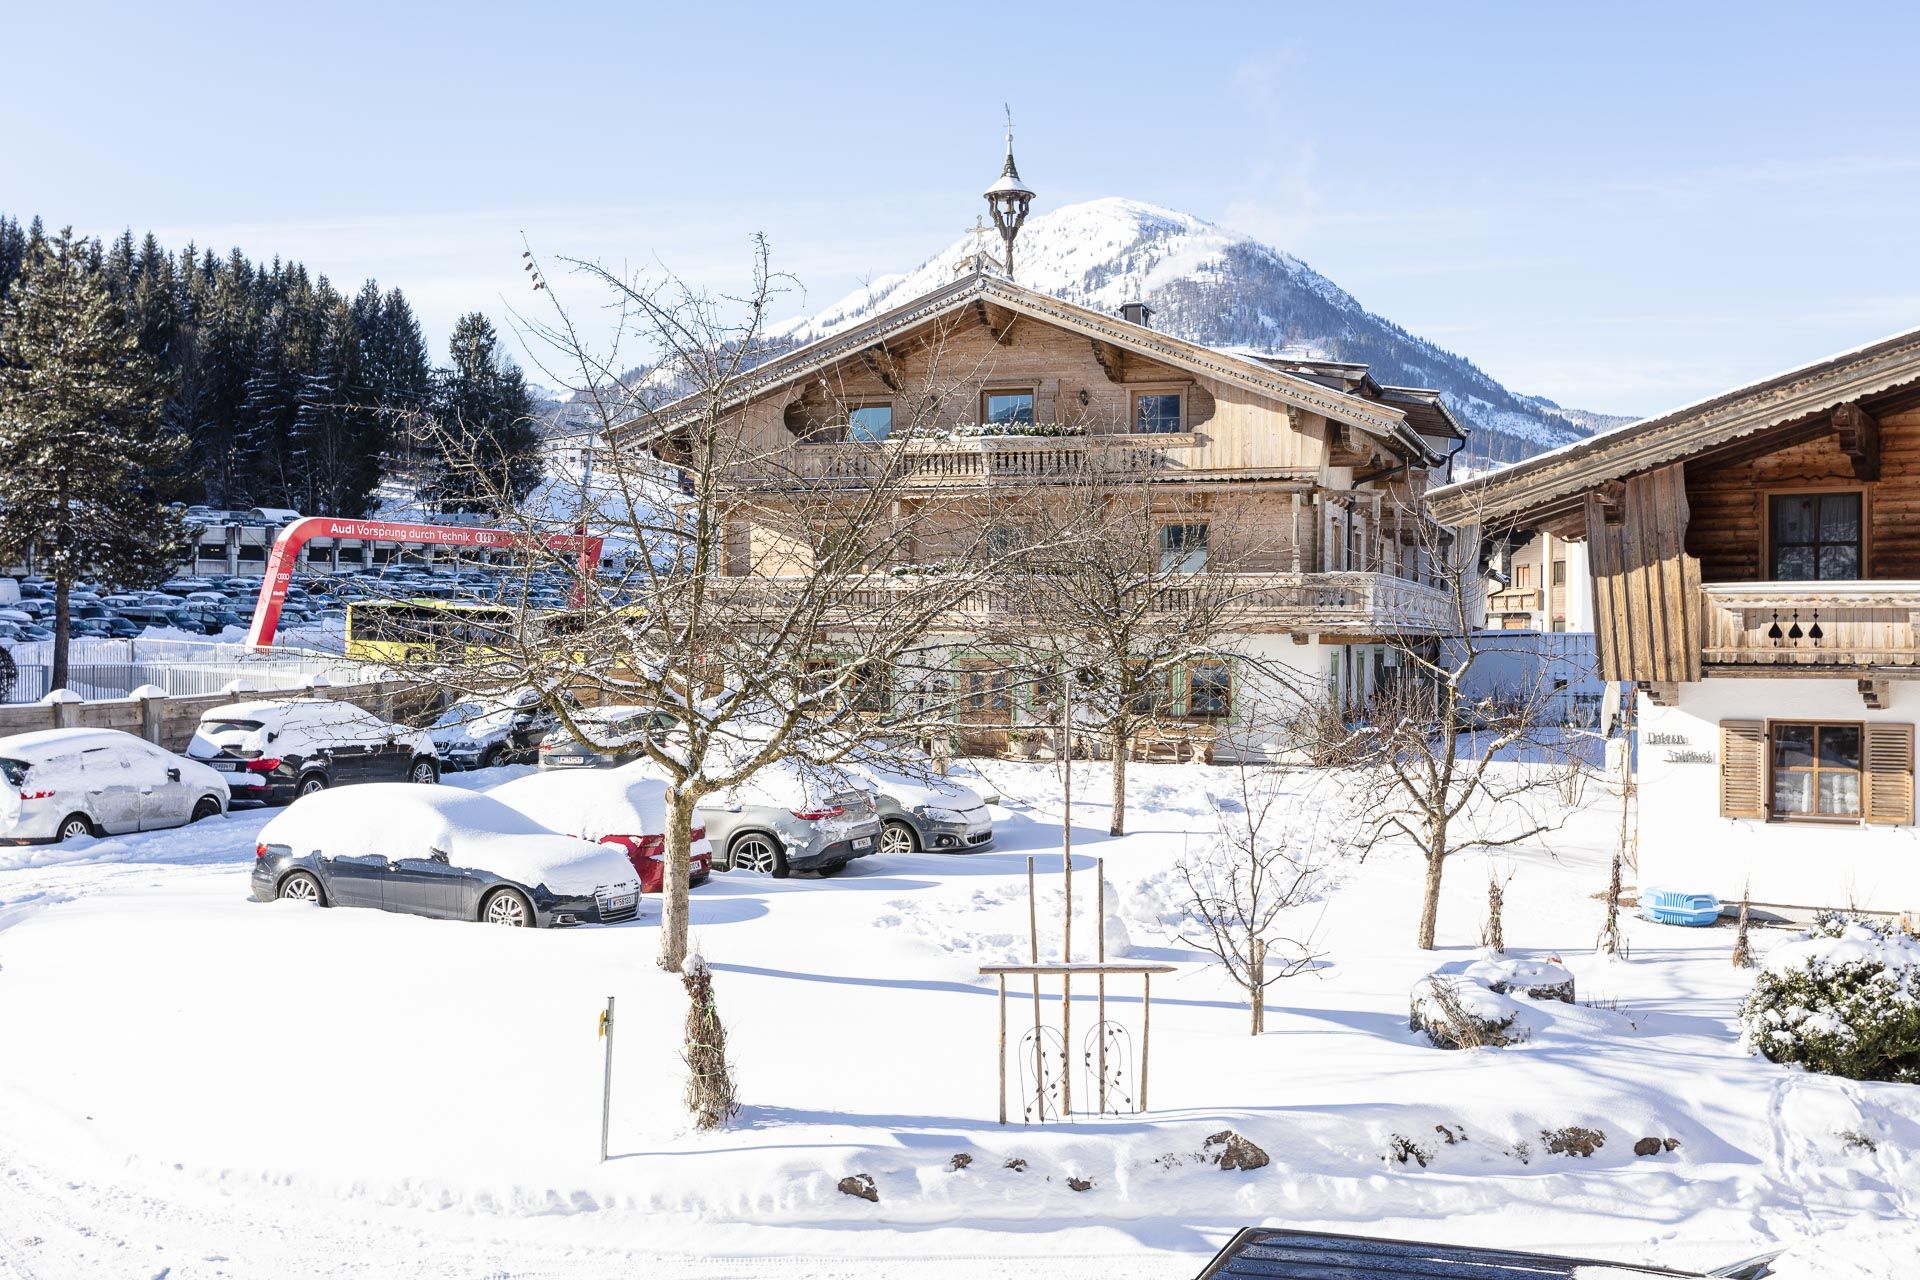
1700;581;1920;670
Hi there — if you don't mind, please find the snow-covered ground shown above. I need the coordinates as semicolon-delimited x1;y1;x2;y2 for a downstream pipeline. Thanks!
0;761;1915;1278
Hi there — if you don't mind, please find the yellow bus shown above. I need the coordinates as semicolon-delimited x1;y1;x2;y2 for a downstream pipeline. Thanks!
345;601;535;666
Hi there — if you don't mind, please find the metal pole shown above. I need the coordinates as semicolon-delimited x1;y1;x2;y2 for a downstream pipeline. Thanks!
1061;674;1072;1118
1097;857;1107;1115
599;995;615;1163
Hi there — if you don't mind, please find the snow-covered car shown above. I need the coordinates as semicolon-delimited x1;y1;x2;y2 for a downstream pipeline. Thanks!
251;785;640;927
0;727;229;843
838;739;994;855
695;758;881;878
187;698;438;805
429;691;561;770
485;762;713;892
536;704;674;769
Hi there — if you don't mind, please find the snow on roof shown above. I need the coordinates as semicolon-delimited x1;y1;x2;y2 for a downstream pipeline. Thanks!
0;727;146;757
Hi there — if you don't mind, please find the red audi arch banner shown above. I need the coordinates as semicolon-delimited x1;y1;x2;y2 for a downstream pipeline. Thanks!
245;517;604;649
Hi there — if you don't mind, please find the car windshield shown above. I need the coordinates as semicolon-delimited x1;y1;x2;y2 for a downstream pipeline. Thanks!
432;702;485;730
0;757;27;788
200;719;264;736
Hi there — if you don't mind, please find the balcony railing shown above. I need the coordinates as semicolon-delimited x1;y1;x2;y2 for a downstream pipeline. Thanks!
1700;581;1920;668
714;570;1453;636
719;431;1314;489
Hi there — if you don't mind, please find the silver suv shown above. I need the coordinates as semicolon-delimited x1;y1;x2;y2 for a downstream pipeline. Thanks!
695;759;882;878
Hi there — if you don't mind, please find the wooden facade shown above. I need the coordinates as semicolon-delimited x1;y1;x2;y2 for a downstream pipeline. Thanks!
1430;329;1920;693
632;272;1464;639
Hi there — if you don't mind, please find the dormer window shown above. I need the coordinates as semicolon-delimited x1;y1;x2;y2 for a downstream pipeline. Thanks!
983;388;1035;427
1134;390;1183;434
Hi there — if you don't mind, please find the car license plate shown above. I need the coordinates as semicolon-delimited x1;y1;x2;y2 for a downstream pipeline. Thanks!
211;760;237;771
853;836;872;850
605;893;635;911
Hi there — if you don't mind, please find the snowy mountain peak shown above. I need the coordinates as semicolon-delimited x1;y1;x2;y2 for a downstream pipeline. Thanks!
783;197;1628;467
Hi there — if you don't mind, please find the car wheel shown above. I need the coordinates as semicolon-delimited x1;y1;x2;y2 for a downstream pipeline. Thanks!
277;871;324;905
55;813;94;842
483;887;533;927
409;759;437;785
881;820;918;856
296;773;328;799
479;745;506;770
190;796;222;823
729;833;789;878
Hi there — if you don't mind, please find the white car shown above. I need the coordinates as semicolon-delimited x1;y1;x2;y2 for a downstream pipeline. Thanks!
486;762;715;893
0;728;230;843
251;786;640;926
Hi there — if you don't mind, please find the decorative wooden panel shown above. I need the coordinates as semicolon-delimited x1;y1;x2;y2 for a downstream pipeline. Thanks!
1864;722;1915;825
1586;463;1702;683
1718;720;1767;819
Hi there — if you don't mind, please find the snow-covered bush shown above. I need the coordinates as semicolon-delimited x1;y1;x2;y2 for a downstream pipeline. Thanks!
1741;915;1920;1083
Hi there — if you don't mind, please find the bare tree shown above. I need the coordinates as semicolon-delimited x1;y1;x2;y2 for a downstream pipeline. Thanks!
1166;756;1343;1033
414;240;1038;973
1277;500;1591;951
989;455;1274;835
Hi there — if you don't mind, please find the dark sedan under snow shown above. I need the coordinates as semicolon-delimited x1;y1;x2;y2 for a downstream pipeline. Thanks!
251;785;641;927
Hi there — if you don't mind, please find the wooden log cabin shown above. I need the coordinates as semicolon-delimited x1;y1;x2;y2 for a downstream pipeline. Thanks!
1430;327;1920;913
620;268;1467;760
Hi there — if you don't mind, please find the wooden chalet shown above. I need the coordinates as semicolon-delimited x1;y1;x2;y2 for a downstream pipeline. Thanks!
1430;326;1920;912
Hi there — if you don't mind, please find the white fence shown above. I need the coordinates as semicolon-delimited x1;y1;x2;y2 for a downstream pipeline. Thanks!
2;638;382;704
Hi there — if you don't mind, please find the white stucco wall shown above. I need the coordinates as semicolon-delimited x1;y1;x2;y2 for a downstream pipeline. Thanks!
1637;679;1920;913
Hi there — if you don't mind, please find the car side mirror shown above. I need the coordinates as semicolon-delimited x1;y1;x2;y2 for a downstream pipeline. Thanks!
267;731;279;744
166;767;181;782
430;847;450;864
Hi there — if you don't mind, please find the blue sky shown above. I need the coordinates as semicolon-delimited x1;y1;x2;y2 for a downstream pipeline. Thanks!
8;0;1919;416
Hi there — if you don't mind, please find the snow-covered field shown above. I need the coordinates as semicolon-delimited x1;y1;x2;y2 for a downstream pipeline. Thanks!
1;761;1915;1279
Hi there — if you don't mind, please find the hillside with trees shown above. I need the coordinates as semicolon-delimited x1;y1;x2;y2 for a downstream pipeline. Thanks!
0;214;539;518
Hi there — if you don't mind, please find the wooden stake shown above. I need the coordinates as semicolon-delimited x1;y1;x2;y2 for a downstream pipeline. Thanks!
1097;857;1107;1114
599;995;615;1163
1062;674;1073;1118
997;973;1008;1125
1027;856;1041;1114
1140;972;1152;1113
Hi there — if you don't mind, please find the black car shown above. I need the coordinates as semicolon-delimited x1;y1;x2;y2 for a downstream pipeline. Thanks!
429;691;564;770
186;697;439;804
252;786;641;927
1194;1228;1777;1280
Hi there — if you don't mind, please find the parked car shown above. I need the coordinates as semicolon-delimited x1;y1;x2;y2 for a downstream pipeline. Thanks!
1192;1228;1780;1279
186;697;438;805
536;704;675;769
486;762;713;892
0;727;230;843
252;785;640;926
430;691;562;770
695;758;881;878
838;739;995;855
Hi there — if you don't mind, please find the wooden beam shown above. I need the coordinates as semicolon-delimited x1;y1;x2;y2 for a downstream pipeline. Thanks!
1833;401;1882;481
1639;681;1679;706
859;343;902;393
1859;678;1891;709
974;299;1018;345
1090;338;1127;384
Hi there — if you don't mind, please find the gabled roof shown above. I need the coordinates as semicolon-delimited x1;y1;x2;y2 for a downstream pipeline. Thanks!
1428;323;1920;528
619;270;1449;463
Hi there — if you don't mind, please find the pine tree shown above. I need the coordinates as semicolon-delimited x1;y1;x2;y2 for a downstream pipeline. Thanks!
426;312;540;512
0;229;189;689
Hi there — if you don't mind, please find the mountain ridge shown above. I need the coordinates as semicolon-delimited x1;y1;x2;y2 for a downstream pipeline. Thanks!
776;197;1629;467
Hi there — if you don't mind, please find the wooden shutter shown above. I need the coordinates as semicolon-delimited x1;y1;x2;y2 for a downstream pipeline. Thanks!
1865;723;1915;825
1718;720;1767;819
